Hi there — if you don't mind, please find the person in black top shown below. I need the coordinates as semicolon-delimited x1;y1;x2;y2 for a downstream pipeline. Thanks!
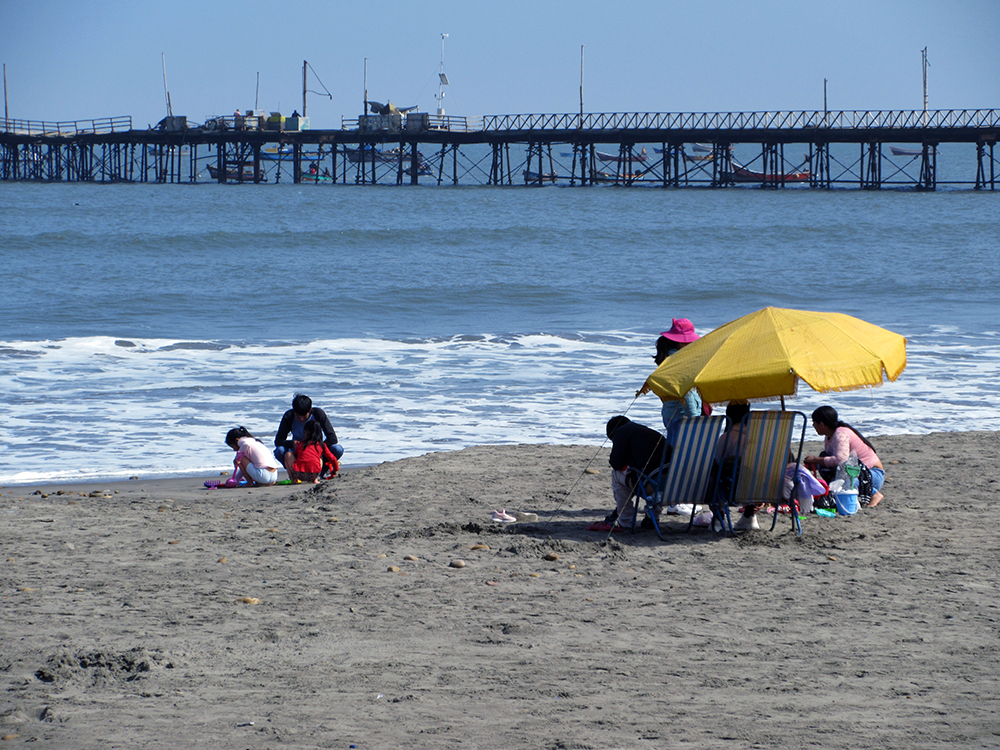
273;393;343;476
589;416;667;531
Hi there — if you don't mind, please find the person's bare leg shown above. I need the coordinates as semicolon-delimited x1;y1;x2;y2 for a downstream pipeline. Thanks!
238;455;258;486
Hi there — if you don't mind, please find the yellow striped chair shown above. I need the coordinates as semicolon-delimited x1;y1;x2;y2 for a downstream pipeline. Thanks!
720;410;808;536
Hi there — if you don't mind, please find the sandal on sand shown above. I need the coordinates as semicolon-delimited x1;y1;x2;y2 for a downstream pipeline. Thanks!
492;509;517;523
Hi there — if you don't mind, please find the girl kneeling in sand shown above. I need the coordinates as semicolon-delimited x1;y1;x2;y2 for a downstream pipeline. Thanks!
289;420;340;483
226;427;280;487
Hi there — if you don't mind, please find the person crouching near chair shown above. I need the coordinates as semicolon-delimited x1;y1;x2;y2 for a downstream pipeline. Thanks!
804;405;886;508
588;416;668;532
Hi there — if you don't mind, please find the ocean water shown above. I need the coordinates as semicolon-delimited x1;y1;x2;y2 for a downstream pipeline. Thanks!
1;177;998;485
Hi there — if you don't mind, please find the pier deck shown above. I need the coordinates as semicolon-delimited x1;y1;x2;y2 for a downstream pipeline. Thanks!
1;109;997;190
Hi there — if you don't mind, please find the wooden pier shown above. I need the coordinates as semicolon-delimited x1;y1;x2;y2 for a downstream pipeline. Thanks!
1;109;998;190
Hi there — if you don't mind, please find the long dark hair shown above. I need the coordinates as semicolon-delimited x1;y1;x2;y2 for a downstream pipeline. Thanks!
225;426;257;449
725;401;750;427
300;420;323;447
653;336;674;366
811;406;877;453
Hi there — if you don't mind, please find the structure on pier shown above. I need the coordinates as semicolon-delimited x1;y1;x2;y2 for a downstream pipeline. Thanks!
1;108;998;190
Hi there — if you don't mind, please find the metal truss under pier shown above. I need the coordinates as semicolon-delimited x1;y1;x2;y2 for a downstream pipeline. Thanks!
1;109;998;190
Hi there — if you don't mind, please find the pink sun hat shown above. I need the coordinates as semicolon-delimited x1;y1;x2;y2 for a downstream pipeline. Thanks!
660;318;700;344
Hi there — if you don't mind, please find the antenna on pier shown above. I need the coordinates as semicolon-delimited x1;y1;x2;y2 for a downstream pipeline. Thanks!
255;72;260;111
364;57;368;117
579;45;585;126
921;47;930;123
436;33;449;116
3;64;8;131
161;53;172;117
302;60;333;120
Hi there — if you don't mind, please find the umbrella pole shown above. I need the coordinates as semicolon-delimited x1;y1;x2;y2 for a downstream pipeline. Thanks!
780;395;786;411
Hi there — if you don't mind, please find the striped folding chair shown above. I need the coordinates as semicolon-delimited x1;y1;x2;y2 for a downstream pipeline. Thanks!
631;415;730;540
719;410;808;536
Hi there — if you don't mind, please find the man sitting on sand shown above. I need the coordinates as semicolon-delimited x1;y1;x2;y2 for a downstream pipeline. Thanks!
588;416;667;532
273;394;344;477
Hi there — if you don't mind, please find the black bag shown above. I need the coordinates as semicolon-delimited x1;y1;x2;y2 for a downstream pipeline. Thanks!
857;463;874;507
814;493;836;510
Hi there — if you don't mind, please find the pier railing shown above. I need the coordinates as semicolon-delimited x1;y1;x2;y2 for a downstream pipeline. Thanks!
341;113;482;132
481;109;1000;132
4;110;996;137
0;116;133;136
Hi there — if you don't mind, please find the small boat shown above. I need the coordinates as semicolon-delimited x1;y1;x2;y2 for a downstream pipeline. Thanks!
206;164;266;182
593;170;646;184
260;146;323;161
344;146;433;175
523;170;559;183
677;144;726;162
658;143;715;157
595;147;648;164
301;163;335;182
559;149;649;164
726;163;810;183
890;146;924;157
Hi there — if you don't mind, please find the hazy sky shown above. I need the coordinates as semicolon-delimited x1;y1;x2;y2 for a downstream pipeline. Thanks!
2;0;998;128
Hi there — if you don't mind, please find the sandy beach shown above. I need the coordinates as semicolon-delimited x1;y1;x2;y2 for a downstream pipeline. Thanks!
1;431;998;749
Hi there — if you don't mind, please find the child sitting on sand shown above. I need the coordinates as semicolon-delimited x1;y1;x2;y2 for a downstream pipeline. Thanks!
226;426;279;487
289;421;340;483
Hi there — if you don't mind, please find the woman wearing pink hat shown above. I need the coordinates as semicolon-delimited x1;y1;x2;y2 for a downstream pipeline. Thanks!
653;318;704;428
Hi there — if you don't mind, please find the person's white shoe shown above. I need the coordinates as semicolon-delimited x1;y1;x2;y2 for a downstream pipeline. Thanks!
492;509;517;523
733;514;760;531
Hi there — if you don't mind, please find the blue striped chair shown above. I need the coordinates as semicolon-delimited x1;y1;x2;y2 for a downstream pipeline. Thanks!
630;415;730;539
718;410;808;536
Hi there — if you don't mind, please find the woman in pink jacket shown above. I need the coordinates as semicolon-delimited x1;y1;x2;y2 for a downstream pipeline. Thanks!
804;406;885;507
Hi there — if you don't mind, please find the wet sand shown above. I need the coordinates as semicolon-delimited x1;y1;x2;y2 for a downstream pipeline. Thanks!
1;431;998;748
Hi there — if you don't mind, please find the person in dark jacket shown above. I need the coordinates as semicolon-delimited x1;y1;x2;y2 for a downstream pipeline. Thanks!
588;416;667;532
273;393;343;476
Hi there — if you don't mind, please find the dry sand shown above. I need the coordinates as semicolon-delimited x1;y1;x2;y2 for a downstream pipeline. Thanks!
1;431;998;749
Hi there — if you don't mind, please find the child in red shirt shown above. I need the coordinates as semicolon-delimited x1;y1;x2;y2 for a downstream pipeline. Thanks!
290;421;340;483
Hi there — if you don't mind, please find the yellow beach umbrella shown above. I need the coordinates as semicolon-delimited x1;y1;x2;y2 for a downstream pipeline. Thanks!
641;307;907;405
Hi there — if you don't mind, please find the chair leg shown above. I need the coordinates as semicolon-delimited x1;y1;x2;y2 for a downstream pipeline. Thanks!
711;510;730;535
791;499;802;536
707;489;734;535
685;501;698;533
710;498;734;535
651;508;670;541
765;501;804;535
